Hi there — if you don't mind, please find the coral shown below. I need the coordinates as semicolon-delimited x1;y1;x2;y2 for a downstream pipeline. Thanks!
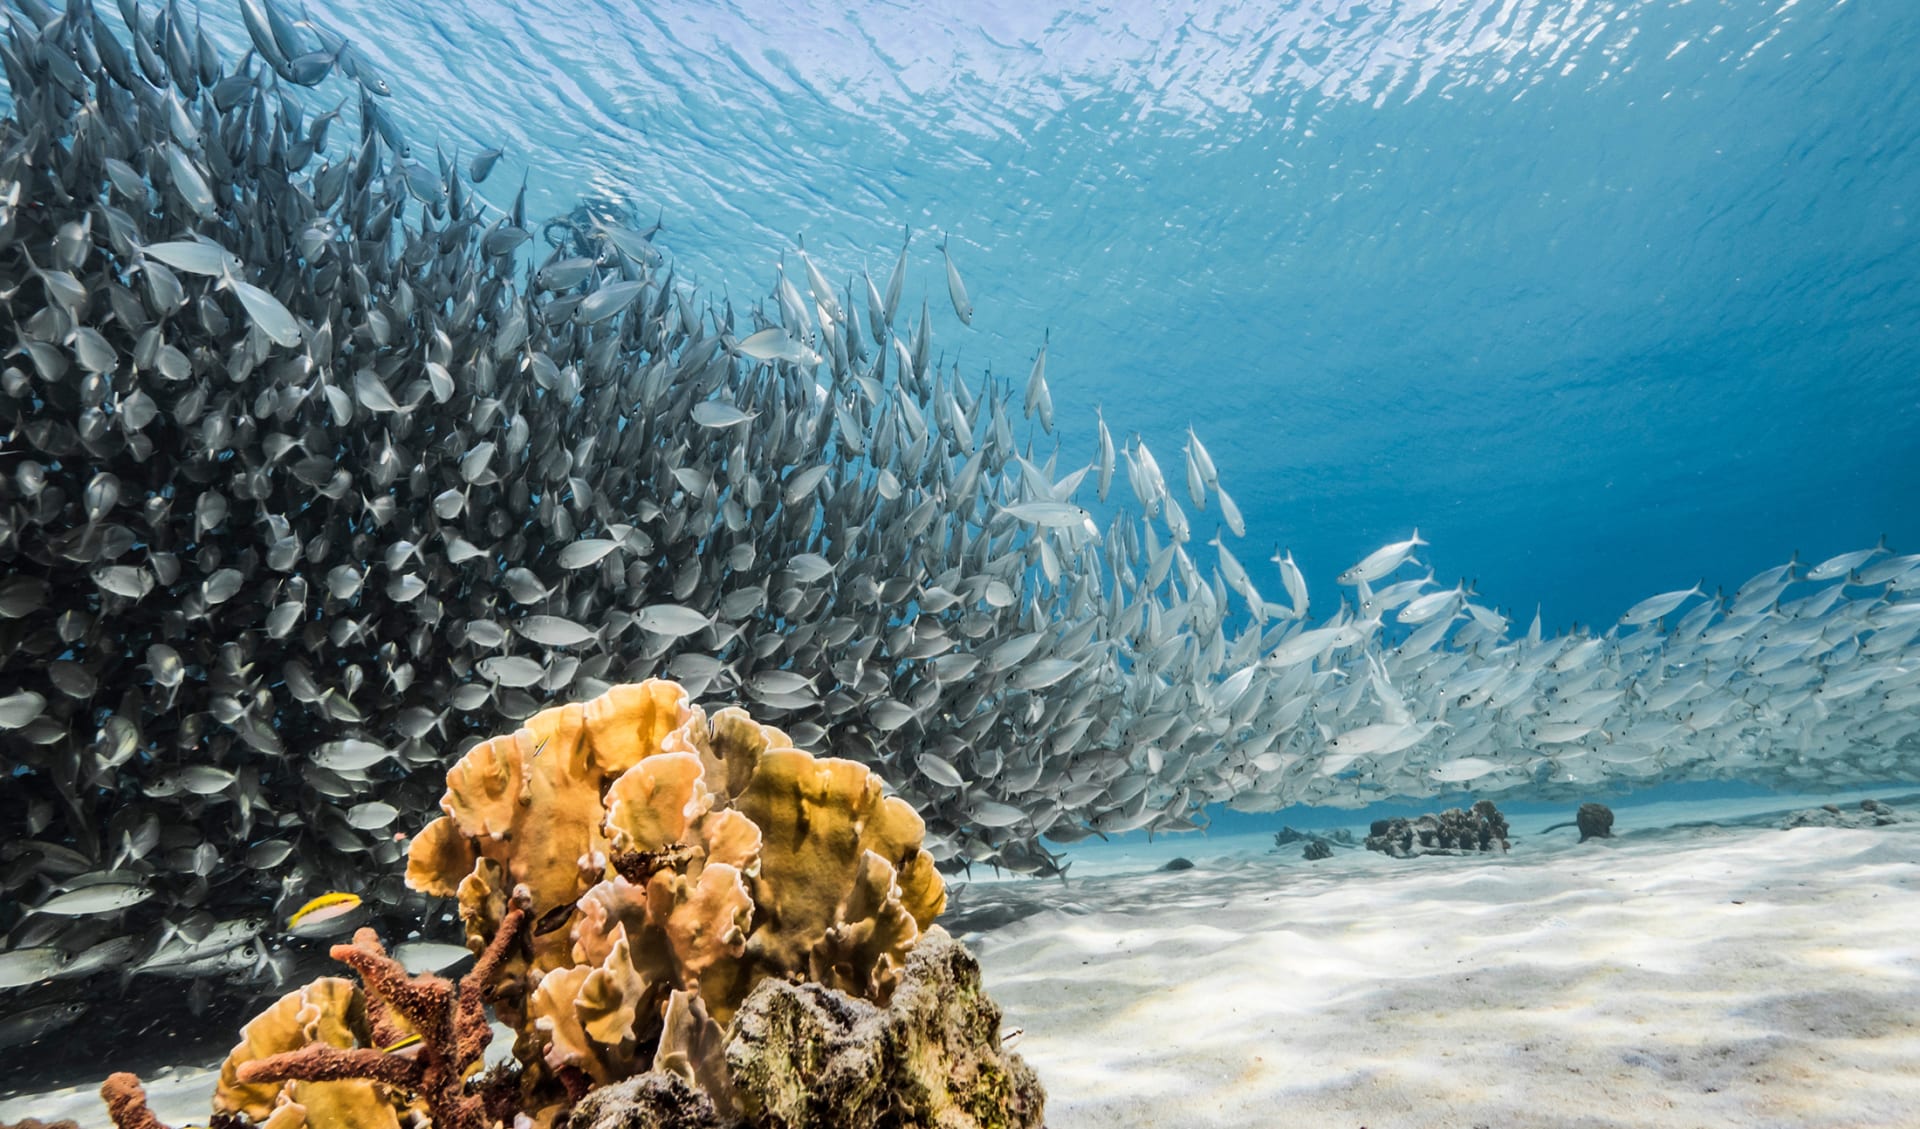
103;681;1024;1129
215;899;531;1129
1;1120;81;1129
734;748;945;1000
98;1077;165;1129
1576;802;1616;841
653;989;735;1112
548;928;1050;1129
726;927;1044;1129
1274;826;1354;848
408;681;715;981
1365;800;1510;858
1275;826;1354;859
1540;802;1617;842
214;975;398;1129
405;680;947;1107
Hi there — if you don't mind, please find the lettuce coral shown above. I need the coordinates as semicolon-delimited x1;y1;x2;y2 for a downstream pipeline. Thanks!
406;679;946;1105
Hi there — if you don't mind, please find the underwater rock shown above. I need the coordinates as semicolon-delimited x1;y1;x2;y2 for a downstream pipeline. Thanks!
1160;857;1195;872
726;927;1044;1129
562;1072;727;1129
1302;840;1332;861
1538;802;1616;842
1365;801;1511;858
553;928;1041;1129
1274;826;1354;850
1;1119;81;1129
1782;800;1903;830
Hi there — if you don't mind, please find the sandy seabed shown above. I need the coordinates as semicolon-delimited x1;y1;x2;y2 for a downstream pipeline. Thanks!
5;799;1918;1129
971;805;1920;1129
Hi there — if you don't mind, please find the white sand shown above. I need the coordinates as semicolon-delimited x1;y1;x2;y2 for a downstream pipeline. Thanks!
2;1066;222;1129
977;816;1920;1129
7;800;1917;1129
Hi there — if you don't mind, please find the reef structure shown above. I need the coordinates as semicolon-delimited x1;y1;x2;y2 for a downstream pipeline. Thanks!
94;680;1041;1129
1783;799;1903;830
1364;800;1511;858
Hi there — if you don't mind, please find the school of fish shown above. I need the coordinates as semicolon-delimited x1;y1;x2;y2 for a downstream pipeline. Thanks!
1;0;1918;1027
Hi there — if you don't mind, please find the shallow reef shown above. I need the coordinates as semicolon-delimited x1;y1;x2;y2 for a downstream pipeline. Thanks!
8;0;1920;1045
1363;800;1511;858
88;680;1041;1129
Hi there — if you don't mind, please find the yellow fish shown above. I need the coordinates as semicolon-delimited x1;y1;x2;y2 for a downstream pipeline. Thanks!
379;1033;423;1055
286;891;365;938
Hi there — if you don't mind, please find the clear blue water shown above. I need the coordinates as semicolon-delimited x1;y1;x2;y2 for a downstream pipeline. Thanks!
177;0;1920;629
304;0;1919;839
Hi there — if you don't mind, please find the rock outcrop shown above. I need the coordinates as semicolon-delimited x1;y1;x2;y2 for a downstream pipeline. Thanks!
1365;800;1511;858
1783;799;1902;829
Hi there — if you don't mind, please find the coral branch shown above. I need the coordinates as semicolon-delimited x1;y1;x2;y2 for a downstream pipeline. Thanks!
331;929;455;1047
223;897;531;1129
100;1073;170;1129
455;895;531;1068
236;1046;418;1090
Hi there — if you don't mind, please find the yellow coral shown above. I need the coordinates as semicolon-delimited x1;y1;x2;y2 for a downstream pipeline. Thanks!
404;815;476;899
604;752;709;854
214;977;399;1129
530;964;600;1080
454;856;509;952
705;707;783;800
576;930;650;1049
261;1099;307;1129
734;749;944;992
654;988;733;1110
692;808;761;873
813;850;923;1000
406;679;948;1101
429;723;606;973
582;679;696;776
648;862;754;1021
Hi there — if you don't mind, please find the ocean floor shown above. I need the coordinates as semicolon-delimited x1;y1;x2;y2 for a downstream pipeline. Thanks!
5;793;1917;1129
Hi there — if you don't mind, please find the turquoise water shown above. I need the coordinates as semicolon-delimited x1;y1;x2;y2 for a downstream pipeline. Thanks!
186;0;1920;627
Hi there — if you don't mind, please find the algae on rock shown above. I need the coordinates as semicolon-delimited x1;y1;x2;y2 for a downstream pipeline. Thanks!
561;927;1044;1129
